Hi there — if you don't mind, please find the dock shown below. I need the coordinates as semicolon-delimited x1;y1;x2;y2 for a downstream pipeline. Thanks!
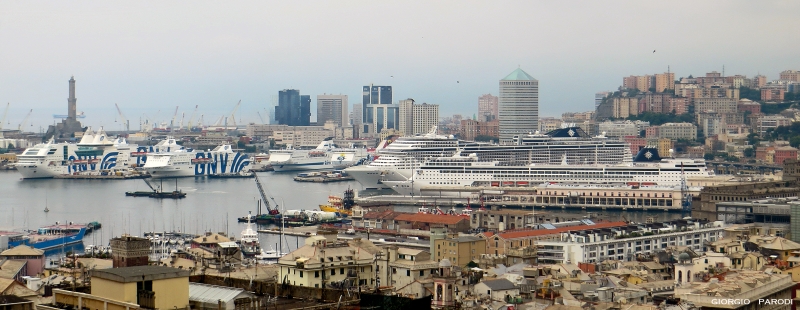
293;175;354;183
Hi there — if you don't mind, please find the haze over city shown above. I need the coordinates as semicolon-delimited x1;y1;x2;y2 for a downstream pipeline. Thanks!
1;0;798;130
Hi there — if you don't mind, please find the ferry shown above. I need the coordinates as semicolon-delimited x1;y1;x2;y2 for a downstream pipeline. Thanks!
269;139;367;172
16;127;138;179
345;126;632;192
381;147;713;196
141;138;250;178
8;225;87;250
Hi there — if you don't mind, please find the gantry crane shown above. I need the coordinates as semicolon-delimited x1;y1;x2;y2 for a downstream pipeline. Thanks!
115;103;130;132
187;105;198;130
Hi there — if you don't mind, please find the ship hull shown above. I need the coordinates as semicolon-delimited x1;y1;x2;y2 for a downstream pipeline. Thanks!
8;228;86;250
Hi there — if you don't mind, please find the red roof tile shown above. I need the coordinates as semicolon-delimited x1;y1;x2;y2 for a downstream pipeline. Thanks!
484;221;629;240
393;213;468;225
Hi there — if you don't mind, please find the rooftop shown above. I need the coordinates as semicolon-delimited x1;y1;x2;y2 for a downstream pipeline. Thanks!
480;278;517;291
192;233;231;244
0;245;44;256
502;68;537;81
90;265;191;283
394;213;467;225
482;221;628;240
0;260;26;279
189;282;253;304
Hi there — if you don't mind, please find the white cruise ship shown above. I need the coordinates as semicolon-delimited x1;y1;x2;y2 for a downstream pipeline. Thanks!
16;127;138;179
381;147;713;196
142;137;250;178
346;126;632;191
269;140;367;172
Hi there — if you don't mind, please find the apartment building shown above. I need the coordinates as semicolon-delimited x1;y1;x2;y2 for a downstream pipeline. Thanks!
646;122;697;140
598;120;649;138
278;231;375;288
432;235;486;266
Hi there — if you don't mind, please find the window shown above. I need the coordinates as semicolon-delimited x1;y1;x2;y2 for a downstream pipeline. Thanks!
315;271;319;278
420;270;424;276
300;271;303;278
407;270;410;276
340;268;344;274
393;268;397;274
331;269;336;276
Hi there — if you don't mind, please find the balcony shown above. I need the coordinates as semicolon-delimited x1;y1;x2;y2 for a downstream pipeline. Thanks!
137;290;155;309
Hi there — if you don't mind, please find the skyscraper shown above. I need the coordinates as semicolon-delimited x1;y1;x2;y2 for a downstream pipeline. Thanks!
499;68;539;143
362;84;393;134
317;94;348;127
478;94;498;121
275;89;311;126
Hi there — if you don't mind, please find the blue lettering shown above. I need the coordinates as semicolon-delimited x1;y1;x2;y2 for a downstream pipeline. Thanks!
195;153;205;175
208;153;217;174
220;154;228;173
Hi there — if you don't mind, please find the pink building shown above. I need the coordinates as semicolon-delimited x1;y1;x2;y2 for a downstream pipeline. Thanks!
0;245;45;277
478;94;498;121
624;136;647;154
761;88;785;102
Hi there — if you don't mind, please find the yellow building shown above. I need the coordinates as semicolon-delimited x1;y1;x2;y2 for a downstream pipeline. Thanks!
277;230;375;288
433;235;486;267
90;265;191;310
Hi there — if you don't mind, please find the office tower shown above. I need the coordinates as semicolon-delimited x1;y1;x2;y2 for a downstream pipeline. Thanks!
352;104;363;126
478;94;498;121
317;95;348;127
499;68;539;142
275;89;311;126
362;84;393;134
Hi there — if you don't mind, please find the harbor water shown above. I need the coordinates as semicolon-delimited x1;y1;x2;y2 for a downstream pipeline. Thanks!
0;170;685;258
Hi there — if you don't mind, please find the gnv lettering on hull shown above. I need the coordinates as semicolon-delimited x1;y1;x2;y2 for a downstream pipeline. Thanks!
194;152;250;175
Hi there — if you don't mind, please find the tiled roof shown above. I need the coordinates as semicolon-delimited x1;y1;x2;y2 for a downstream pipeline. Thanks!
0;245;44;256
483;221;629;240
393;213;468;225
363;210;401;220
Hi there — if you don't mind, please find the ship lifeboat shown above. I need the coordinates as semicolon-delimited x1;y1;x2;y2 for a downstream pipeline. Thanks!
491;181;500;187
627;182;640;186
502;181;515;187
131;152;147;157
88;159;100;164
73;160;88;164
516;181;529;186
641;182;657;186
191;158;212;163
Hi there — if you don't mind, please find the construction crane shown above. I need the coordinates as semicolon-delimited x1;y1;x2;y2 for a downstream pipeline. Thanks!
186;105;198;130
254;173;280;215
114;103;130;132
18;109;33;132
256;111;265;124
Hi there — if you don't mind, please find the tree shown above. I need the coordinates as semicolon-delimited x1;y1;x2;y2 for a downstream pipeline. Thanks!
739;87;761;101
704;153;715;161
791;136;800;148
743;148;755;158
237;140;246;149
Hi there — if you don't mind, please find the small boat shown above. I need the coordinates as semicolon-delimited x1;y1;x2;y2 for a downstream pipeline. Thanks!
255;246;284;261
44;206;49;213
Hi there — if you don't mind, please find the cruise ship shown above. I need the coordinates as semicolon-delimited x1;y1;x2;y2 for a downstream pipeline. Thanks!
269;140;367;172
346;127;631;191
16;127;138;179
381;147;713;196
141;137;250;178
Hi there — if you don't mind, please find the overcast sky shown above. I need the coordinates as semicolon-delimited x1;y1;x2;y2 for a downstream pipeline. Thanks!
1;1;798;132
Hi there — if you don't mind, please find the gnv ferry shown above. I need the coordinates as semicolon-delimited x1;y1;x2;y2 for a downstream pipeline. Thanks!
16;127;138;179
269;140;367;172
140;137;250;178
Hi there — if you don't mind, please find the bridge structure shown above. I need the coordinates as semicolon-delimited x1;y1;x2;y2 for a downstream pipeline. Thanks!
705;161;783;175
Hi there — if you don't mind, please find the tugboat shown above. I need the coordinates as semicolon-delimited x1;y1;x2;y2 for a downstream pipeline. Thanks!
238;212;261;257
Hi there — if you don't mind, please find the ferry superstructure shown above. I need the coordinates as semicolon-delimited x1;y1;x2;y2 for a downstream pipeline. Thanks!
346;127;632;190
381;147;713;196
269;140;367;172
16;127;138;179
141;137;250;178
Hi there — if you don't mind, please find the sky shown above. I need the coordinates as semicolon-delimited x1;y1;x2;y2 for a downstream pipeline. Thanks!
0;1;799;132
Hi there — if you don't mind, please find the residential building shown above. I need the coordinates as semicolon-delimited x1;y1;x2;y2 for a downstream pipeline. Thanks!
399;99;439;136
535;220;725;264
90;265;191;310
647;123;697;140
275;89;311;126
478;94;499;121
499;68;539;143
469;209;537;231
271;126;334;147
278;230;375;288
756;146;798;165
653;72;675;93
459;119;499;141
755;114;793;136
480;221;629;257
0;245;44;278
622;75;651;92
245;124;289;141
674;270;793;310
473;279;519;304
433;235;486;266
537;117;562;133
753;74;768;88
316;95;348;128
695;97;737;114
780;70;800;82
376;247;438;296
697;112;724;138
562;111;595;123
598;120;649;138
761;88;785;102
611;97;639;118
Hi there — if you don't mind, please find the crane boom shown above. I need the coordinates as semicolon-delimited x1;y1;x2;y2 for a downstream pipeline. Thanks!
257;111;265;124
170;106;179;132
179;112;185;131
187;105;198;130
18;109;32;132
115;103;130;132
0;103;9;131
253;174;280;215
229;100;241;128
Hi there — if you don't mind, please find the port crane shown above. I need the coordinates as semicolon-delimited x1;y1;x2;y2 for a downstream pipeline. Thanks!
114;103;130;132
169;106;179;133
186;105;198;130
256;111;265;124
17;109;32;132
254;173;280;215
0;103;8;138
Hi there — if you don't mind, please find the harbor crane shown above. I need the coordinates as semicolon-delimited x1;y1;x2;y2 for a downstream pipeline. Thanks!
197;114;205;128
256;111;265;124
169;106;179;132
254;173;280;215
17;109;33;132
186;105;198;130
228;100;241;128
114;103;130;132
178;112;185;131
